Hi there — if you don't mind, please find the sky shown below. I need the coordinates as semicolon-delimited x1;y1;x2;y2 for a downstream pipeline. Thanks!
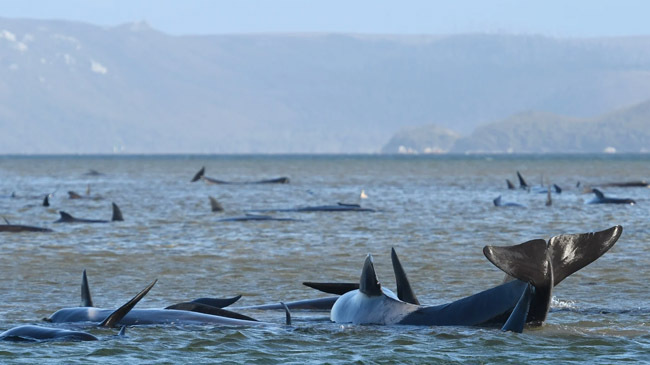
1;0;650;37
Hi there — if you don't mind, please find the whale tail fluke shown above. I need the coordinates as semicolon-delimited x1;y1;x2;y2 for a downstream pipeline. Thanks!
359;255;382;296
390;247;419;305
81;270;94;307
191;167;205;182
111;203;124;222
548;225;622;286
484;227;622;288
99;279;157;328
483;239;551;289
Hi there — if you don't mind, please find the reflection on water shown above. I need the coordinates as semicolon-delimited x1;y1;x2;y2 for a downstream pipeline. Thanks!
1;154;649;362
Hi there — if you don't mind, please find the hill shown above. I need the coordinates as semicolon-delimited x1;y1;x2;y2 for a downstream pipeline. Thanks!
3;18;650;153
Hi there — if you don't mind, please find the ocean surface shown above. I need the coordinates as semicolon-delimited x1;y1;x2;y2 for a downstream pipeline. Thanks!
0;154;649;364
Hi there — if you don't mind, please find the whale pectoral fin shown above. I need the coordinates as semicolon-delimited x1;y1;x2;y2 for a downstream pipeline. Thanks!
191;166;205;182
302;282;359;295
359;254;382;296
190;295;242;308
483;239;550;288
548;225;622;286
391;247;419;305
99;279;157;328
81;270;94;307
501;283;535;333
111;203;124;222
166;302;258;321
592;188;605;199
281;302;292;325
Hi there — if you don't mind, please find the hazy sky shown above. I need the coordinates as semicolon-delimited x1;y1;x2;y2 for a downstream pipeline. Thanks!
1;0;649;37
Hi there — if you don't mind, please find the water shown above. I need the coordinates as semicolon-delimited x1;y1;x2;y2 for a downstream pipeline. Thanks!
0;154;649;363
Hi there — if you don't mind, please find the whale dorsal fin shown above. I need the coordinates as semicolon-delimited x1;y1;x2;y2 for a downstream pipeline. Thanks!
517;171;528;188
553;184;562;194
493;196;502;207
483;239;551;288
68;191;82;199
548;225;622;286
81;270;94;307
43;195;50;207
118;325;127;337
506;179;515;189
209;196;224;212
191;166;205;182
390;247;419;305
99;279;157;328
111;203;124;222
58;211;75;222
359;254;382;296
592;188;605;199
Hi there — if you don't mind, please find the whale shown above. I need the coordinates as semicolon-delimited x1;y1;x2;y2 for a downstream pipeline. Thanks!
493;195;525;208
251;202;375;213
54;202;124;223
218;214;301;222
588;188;636;205
191;167;289;184
47;271;291;327
0;224;53;233
0;217;53;232
325;226;621;333
1;279;156;342
78;270;256;321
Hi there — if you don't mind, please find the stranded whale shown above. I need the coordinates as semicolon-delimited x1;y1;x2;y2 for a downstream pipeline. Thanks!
308;226;621;333
588;188;636;205
1;279;156;342
191;167;289;184
54;202;124;223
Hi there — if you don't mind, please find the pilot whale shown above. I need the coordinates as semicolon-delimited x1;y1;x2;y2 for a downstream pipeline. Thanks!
218;214;301;222
0;217;52;233
251;202;375;213
588;188;636;205
326;226;621;332
1;279;156;342
54;202;124;223
191;167;289;184
47;271;290;327
493;196;525;208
